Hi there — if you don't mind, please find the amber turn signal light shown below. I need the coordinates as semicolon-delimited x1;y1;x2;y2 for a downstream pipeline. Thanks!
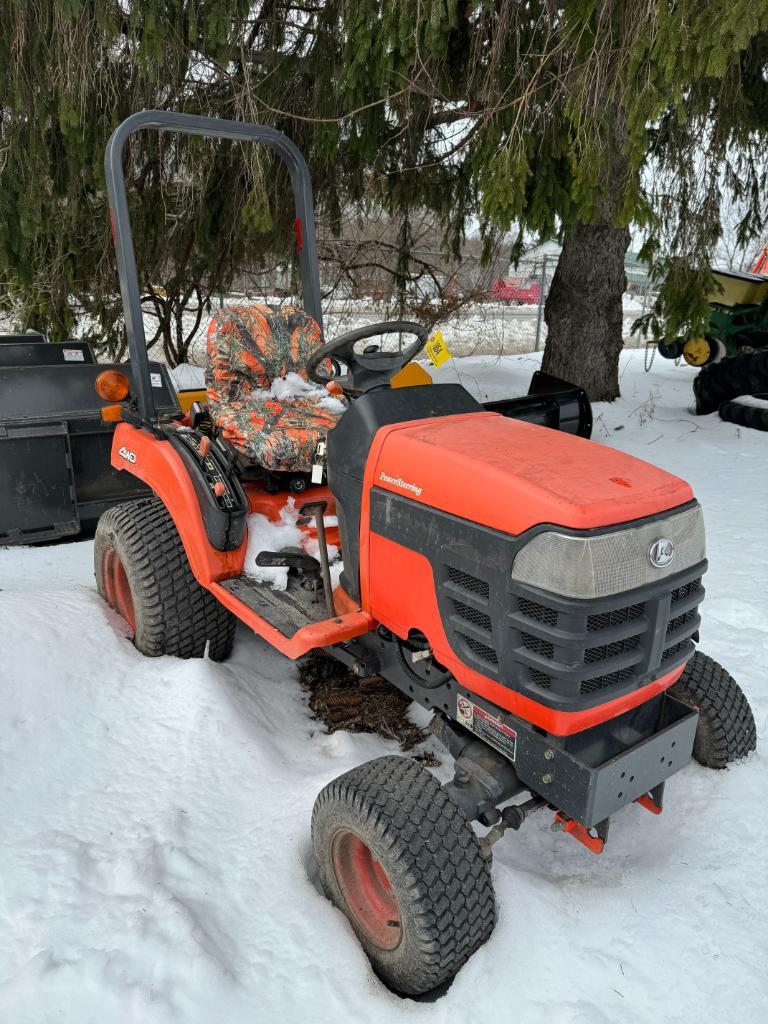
95;369;130;402
100;404;124;422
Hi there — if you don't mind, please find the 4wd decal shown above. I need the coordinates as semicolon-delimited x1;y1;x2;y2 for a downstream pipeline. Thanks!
457;695;517;762
118;446;137;464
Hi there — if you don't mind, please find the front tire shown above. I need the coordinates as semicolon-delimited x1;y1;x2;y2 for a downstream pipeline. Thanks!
670;651;756;768
95;497;236;661
311;755;495;996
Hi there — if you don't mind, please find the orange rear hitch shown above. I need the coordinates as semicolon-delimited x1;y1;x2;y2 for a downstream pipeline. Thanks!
553;812;606;855
635;783;665;815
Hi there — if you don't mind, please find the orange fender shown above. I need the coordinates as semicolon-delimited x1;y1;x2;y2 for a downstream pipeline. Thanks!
110;422;246;584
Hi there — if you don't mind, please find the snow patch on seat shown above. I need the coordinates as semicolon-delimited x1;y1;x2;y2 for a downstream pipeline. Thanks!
246;371;347;415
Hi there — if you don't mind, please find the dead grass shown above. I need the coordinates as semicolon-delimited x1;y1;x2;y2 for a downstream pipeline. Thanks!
298;651;437;759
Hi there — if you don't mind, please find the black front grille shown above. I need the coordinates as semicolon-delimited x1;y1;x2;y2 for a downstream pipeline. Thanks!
440;560;705;710
452;599;492;632
587;603;643;631
522;633;555;660
580;665;635;695
662;640;690;663
667;609;698;635
446;566;489;600
584;635;641;664
530;668;553;689
460;633;498;665
519;596;559;627
671;578;702;603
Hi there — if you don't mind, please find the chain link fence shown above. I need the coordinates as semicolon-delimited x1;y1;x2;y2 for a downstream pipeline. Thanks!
202;252;656;364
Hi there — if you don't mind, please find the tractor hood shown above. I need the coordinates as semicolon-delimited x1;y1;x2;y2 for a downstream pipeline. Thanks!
370;412;693;534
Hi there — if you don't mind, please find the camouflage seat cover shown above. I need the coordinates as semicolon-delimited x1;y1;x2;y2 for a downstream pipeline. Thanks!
205;304;343;473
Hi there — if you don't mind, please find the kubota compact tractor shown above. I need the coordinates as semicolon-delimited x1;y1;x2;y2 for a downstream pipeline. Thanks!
95;112;756;996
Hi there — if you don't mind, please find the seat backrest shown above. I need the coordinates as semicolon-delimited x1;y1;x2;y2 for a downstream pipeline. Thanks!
206;303;322;407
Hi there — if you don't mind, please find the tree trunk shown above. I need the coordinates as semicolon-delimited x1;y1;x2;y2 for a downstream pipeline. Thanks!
541;220;630;402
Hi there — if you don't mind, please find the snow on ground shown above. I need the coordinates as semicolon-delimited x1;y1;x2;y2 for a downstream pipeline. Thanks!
1;350;766;1024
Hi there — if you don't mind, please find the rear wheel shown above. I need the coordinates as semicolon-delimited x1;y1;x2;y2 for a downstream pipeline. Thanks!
95;497;236;660
311;755;495;996
670;651;756;768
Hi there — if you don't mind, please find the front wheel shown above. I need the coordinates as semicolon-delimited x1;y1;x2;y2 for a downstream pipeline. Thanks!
95;497;236;661
311;755;495;996
670;651;756;768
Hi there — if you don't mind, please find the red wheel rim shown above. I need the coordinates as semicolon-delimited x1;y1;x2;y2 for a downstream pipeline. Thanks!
331;829;402;950
101;547;136;631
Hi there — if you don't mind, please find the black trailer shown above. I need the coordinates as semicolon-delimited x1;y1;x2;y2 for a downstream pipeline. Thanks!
0;336;179;545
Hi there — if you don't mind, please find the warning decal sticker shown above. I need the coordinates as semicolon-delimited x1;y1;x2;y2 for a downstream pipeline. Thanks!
457;695;517;762
62;348;85;362
424;328;453;368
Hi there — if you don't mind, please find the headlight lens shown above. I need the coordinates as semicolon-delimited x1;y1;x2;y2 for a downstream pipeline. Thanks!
510;504;705;599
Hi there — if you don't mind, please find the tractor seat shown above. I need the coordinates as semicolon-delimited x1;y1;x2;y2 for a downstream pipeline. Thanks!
205;304;344;474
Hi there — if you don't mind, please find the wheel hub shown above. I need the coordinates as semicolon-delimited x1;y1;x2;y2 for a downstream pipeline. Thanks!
330;829;402;950
683;336;712;366
101;547;136;631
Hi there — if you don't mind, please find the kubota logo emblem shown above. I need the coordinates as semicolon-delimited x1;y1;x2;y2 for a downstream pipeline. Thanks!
118;446;137;464
649;538;675;568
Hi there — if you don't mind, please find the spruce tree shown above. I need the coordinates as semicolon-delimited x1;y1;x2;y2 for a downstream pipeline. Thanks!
1;2;766;397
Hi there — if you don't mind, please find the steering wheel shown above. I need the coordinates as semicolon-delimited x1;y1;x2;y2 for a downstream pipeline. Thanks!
306;321;429;394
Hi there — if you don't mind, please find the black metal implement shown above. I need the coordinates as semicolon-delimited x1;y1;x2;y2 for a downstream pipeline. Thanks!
0;360;179;545
105;110;323;424
0;340;95;368
482;371;593;438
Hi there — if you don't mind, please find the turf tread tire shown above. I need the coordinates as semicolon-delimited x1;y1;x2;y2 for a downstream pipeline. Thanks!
95;497;236;661
670;651;756;768
311;755;495;996
694;351;768;414
718;397;768;432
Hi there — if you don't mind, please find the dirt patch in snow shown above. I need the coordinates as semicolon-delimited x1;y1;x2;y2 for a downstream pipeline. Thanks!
298;652;436;758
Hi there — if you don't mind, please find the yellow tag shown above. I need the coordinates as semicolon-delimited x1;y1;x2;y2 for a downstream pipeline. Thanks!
424;329;453;368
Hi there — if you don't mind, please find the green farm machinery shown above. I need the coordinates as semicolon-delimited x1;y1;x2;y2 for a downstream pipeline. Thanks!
658;268;768;368
655;263;768;430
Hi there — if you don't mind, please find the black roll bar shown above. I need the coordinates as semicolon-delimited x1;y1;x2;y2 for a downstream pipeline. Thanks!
105;109;323;423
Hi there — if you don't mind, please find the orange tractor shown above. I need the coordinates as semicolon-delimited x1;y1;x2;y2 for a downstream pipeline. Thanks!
95;112;755;995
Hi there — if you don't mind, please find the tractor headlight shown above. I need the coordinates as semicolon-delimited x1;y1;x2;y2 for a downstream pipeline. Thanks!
510;504;706;599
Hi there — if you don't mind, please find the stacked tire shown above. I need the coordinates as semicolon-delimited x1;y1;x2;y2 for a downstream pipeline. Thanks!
693;350;768;415
718;395;768;432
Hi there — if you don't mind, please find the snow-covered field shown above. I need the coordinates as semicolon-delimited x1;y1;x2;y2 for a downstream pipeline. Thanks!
1;351;766;1024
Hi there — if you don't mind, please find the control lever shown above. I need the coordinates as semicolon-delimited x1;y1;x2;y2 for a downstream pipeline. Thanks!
299;500;337;619
255;550;322;573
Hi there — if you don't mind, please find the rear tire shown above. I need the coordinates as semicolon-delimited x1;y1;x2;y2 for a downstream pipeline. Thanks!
311;755;495;996
95;497;236;661
670;651;756;768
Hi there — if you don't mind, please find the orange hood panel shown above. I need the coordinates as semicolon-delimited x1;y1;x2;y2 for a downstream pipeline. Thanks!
372;413;693;533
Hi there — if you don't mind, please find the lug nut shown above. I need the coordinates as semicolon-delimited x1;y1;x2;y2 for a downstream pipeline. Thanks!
544;749;555;760
542;773;554;784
